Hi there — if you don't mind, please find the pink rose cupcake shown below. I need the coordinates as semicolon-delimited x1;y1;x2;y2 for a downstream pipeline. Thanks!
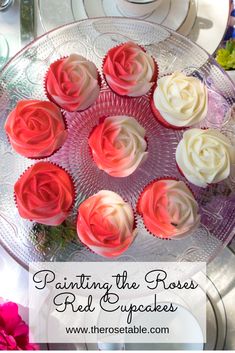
5;100;67;158
77;190;137;257
14;162;74;226
137;178;200;239
45;54;100;112
103;41;158;97
88;115;148;177
151;71;208;129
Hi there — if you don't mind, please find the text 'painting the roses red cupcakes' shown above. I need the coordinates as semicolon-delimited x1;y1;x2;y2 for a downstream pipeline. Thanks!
14;162;75;226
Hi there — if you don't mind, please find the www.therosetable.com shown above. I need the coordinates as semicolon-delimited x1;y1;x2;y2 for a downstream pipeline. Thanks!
65;325;170;335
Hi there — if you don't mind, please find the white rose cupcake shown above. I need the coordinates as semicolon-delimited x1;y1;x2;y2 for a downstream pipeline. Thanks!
137;178;200;239
151;71;208;128
77;190;137;257
88;115;148;177
176;128;235;187
45;54;100;112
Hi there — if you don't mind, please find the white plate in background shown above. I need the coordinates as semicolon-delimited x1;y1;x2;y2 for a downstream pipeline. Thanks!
81;0;190;31
37;0;229;55
187;0;230;55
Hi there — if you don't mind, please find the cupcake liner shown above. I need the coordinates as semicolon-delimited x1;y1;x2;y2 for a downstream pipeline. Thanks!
102;41;159;99
136;176;200;241
14;161;76;225
44;56;102;113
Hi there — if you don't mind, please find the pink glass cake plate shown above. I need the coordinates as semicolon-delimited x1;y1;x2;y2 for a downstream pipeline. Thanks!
0;18;235;268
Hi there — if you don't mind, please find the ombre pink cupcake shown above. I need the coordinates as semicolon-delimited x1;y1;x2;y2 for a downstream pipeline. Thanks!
103;41;158;97
88;115;148;177
5;100;67;158
45;54;100;112
137;178;200;239
77;190;137;257
14;162;74;226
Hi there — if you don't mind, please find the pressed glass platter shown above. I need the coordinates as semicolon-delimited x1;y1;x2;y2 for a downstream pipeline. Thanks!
0;18;235;268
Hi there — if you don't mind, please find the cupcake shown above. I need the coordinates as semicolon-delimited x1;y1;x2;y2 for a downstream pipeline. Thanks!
77;190;137;257
5;100;67;159
88;115;148;177
14;162;74;226
151;71;208;128
103;41;157;97
45;54;100;112
137;179;200;239
176;128;235;187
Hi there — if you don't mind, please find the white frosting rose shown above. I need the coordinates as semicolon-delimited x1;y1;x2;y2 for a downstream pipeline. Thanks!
88;115;148;177
77;190;137;257
137;179;200;238
176;128;235;187
153;71;208;127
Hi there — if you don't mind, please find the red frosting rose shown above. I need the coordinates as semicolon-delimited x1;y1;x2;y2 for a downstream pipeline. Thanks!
5;100;67;158
77;190;136;257
14;162;74;226
45;54;100;112
0;301;38;350
103;41;157;97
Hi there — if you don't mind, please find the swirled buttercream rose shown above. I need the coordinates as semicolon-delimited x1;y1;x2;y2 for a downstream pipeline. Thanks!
14;162;74;225
152;71;208;128
103;41;157;96
176;128;235;187
88;115;148;177
46;54;100;111
77;190;137;257
5;100;67;158
137;179;200;239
